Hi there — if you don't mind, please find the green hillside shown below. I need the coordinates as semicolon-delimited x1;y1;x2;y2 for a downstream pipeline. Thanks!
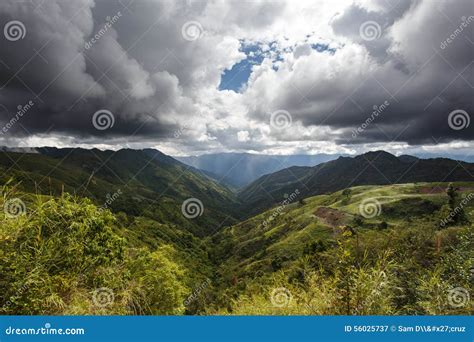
210;182;474;314
0;149;241;236
238;151;474;217
0;148;239;315
0;148;473;316
0;189;213;315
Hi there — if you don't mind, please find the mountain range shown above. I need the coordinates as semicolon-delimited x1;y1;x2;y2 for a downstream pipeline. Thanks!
175;153;342;188
0;147;240;236
3;146;474;221
1;146;473;315
3;147;474;221
237;151;474;216
176;151;474;189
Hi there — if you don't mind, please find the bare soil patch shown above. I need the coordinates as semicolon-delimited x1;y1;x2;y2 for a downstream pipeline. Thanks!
314;207;349;227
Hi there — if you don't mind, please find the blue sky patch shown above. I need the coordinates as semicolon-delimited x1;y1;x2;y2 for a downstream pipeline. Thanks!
218;43;268;92
219;40;336;92
311;43;336;54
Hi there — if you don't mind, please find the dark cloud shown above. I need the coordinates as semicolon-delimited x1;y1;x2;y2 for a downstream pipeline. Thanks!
0;0;472;154
244;0;474;148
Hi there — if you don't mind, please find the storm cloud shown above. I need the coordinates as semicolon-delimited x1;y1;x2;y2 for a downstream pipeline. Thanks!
0;0;472;155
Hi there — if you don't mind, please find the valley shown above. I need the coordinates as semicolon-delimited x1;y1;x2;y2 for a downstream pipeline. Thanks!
0;148;473;315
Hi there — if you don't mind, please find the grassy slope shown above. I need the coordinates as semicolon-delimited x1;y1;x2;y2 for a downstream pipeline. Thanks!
1;179;472;314
213;182;474;285
238;151;474;217
0;189;215;315
0;148;241;314
2;147;473;315
0;150;241;236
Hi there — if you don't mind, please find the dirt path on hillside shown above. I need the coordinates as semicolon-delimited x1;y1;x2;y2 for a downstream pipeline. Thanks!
313;207;350;228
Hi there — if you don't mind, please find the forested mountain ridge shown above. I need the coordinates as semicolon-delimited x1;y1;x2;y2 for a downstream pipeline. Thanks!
238;151;474;217
0;148;241;236
0;148;473;315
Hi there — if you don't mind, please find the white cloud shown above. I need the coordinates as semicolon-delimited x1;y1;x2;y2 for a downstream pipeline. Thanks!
0;0;472;157
237;130;250;142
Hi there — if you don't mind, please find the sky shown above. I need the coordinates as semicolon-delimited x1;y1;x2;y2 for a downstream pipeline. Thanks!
0;0;473;157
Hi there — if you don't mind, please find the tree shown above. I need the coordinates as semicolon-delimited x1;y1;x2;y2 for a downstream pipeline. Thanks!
341;188;352;205
342;188;352;198
444;183;468;226
353;216;364;227
127;246;188;315
446;183;457;211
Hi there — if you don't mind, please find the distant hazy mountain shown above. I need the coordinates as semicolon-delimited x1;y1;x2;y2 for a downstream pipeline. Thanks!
176;153;342;188
413;152;474;163
0;146;39;154
238;151;474;216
